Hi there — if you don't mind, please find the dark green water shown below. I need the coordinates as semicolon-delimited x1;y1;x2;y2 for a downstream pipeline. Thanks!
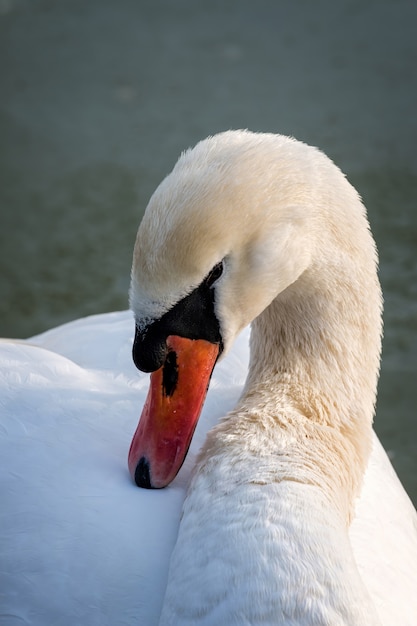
1;0;416;504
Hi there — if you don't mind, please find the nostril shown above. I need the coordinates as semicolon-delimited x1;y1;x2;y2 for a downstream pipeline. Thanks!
162;350;179;397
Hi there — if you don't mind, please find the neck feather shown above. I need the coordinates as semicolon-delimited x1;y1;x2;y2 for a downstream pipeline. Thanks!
240;249;381;519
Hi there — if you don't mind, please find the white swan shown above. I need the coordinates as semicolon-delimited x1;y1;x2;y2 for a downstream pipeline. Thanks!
1;130;416;625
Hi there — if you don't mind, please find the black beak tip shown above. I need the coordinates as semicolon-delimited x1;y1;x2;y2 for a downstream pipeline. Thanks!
134;457;155;489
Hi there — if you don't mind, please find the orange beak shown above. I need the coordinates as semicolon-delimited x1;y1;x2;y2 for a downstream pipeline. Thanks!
128;335;219;488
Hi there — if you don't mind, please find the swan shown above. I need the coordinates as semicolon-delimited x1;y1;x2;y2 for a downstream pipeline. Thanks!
1;130;416;625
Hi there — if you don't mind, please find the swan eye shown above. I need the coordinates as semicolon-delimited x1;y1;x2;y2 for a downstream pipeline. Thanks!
205;261;224;288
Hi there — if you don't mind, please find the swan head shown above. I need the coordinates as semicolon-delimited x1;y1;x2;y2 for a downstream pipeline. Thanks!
128;130;379;489
130;131;316;360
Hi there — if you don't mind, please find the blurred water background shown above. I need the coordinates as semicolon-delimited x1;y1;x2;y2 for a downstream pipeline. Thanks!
1;0;416;504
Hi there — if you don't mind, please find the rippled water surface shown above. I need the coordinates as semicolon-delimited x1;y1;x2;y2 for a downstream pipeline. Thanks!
1;0;416;503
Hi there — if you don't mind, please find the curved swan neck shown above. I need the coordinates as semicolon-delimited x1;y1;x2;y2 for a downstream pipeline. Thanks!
239;215;382;519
